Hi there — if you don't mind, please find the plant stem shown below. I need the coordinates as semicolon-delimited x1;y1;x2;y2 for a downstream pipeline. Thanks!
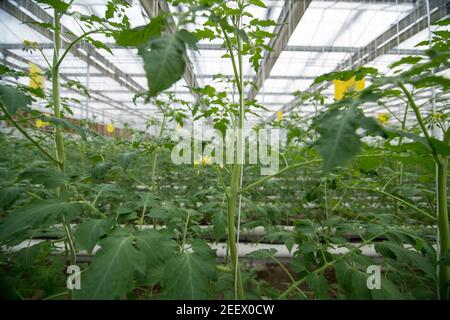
239;153;405;194
239;159;322;194
227;163;245;299
53;10;75;300
139;193;150;227
398;82;438;162
271;256;306;296
52;12;65;174
437;159;449;299
348;186;436;221
279;232;387;299
399;82;449;299
0;104;61;165
151;114;166;192
55;29;108;70
181;210;191;253
221;14;245;299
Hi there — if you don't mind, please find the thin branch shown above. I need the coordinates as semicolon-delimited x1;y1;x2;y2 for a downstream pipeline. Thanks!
0;103;61;165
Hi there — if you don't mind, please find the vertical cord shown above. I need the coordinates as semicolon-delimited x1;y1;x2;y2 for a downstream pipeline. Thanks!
395;0;404;186
324;178;328;220
425;0;440;299
396;0;400;58
85;52;90;121
235;156;243;298
235;6;246;298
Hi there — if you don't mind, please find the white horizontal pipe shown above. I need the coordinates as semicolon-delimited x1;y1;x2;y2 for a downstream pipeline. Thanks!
4;239;380;258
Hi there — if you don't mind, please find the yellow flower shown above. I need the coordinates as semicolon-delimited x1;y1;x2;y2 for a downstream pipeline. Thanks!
36;114;50;128
36;119;46;128
106;123;115;133
433;113;442;121
277;111;283;121
194;155;212;167
377;112;389;125
23;40;38;50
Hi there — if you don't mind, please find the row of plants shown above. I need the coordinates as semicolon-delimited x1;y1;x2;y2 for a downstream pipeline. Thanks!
0;0;448;299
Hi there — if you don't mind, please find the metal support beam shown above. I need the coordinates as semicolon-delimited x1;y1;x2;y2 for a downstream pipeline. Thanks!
340;0;448;70
319;0;416;3
247;0;312;102
56;72;317;80
0;42;427;56
196;44;426;56
264;0;449;123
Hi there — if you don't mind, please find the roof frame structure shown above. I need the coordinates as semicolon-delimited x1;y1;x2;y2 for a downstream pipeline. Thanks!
1;1;146;92
264;0;449;122
1;0;151;121
246;0;312;102
1;49;143;121
0;42;428;56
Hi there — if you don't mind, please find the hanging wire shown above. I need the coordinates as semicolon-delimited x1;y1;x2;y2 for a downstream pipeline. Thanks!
424;0;441;300
234;1;248;298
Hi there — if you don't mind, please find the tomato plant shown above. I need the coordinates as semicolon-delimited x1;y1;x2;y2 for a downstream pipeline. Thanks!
0;0;448;301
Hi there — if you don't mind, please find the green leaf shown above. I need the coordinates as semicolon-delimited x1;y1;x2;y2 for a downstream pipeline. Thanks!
85;37;112;54
439;250;450;266
315;108;362;171
432;17;450;26
161;240;217;299
75;219;114;253
139;31;188;97
250;18;277;27
335;262;376;299
75;232;145;299
247;248;277;259
135;229;177;269
114;16;165;47
430;138;450;156
357;156;383;172
375;242;435;278
350;270;372;299
18;167;67;188
116;151;137;171
390;56;422;69
193;28;216;41
15;242;44;269
43;116;87;140
0;186;22;210
249;0;267;8
433;30;450;39
35;0;70;12
0;85;32;115
335;262;353;292
412;75;450;90
176;29;199;50
234;28;250;44
91;161;113;180
306;273;329;299
386;129;432;152
371;277;403;299
313;67;377;85
0;200;83;243
211;210;227;242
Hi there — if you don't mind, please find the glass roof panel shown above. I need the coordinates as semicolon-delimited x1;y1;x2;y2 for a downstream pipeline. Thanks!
0;0;448;128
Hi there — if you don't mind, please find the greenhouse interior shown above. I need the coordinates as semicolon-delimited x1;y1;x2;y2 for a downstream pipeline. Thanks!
0;0;449;302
